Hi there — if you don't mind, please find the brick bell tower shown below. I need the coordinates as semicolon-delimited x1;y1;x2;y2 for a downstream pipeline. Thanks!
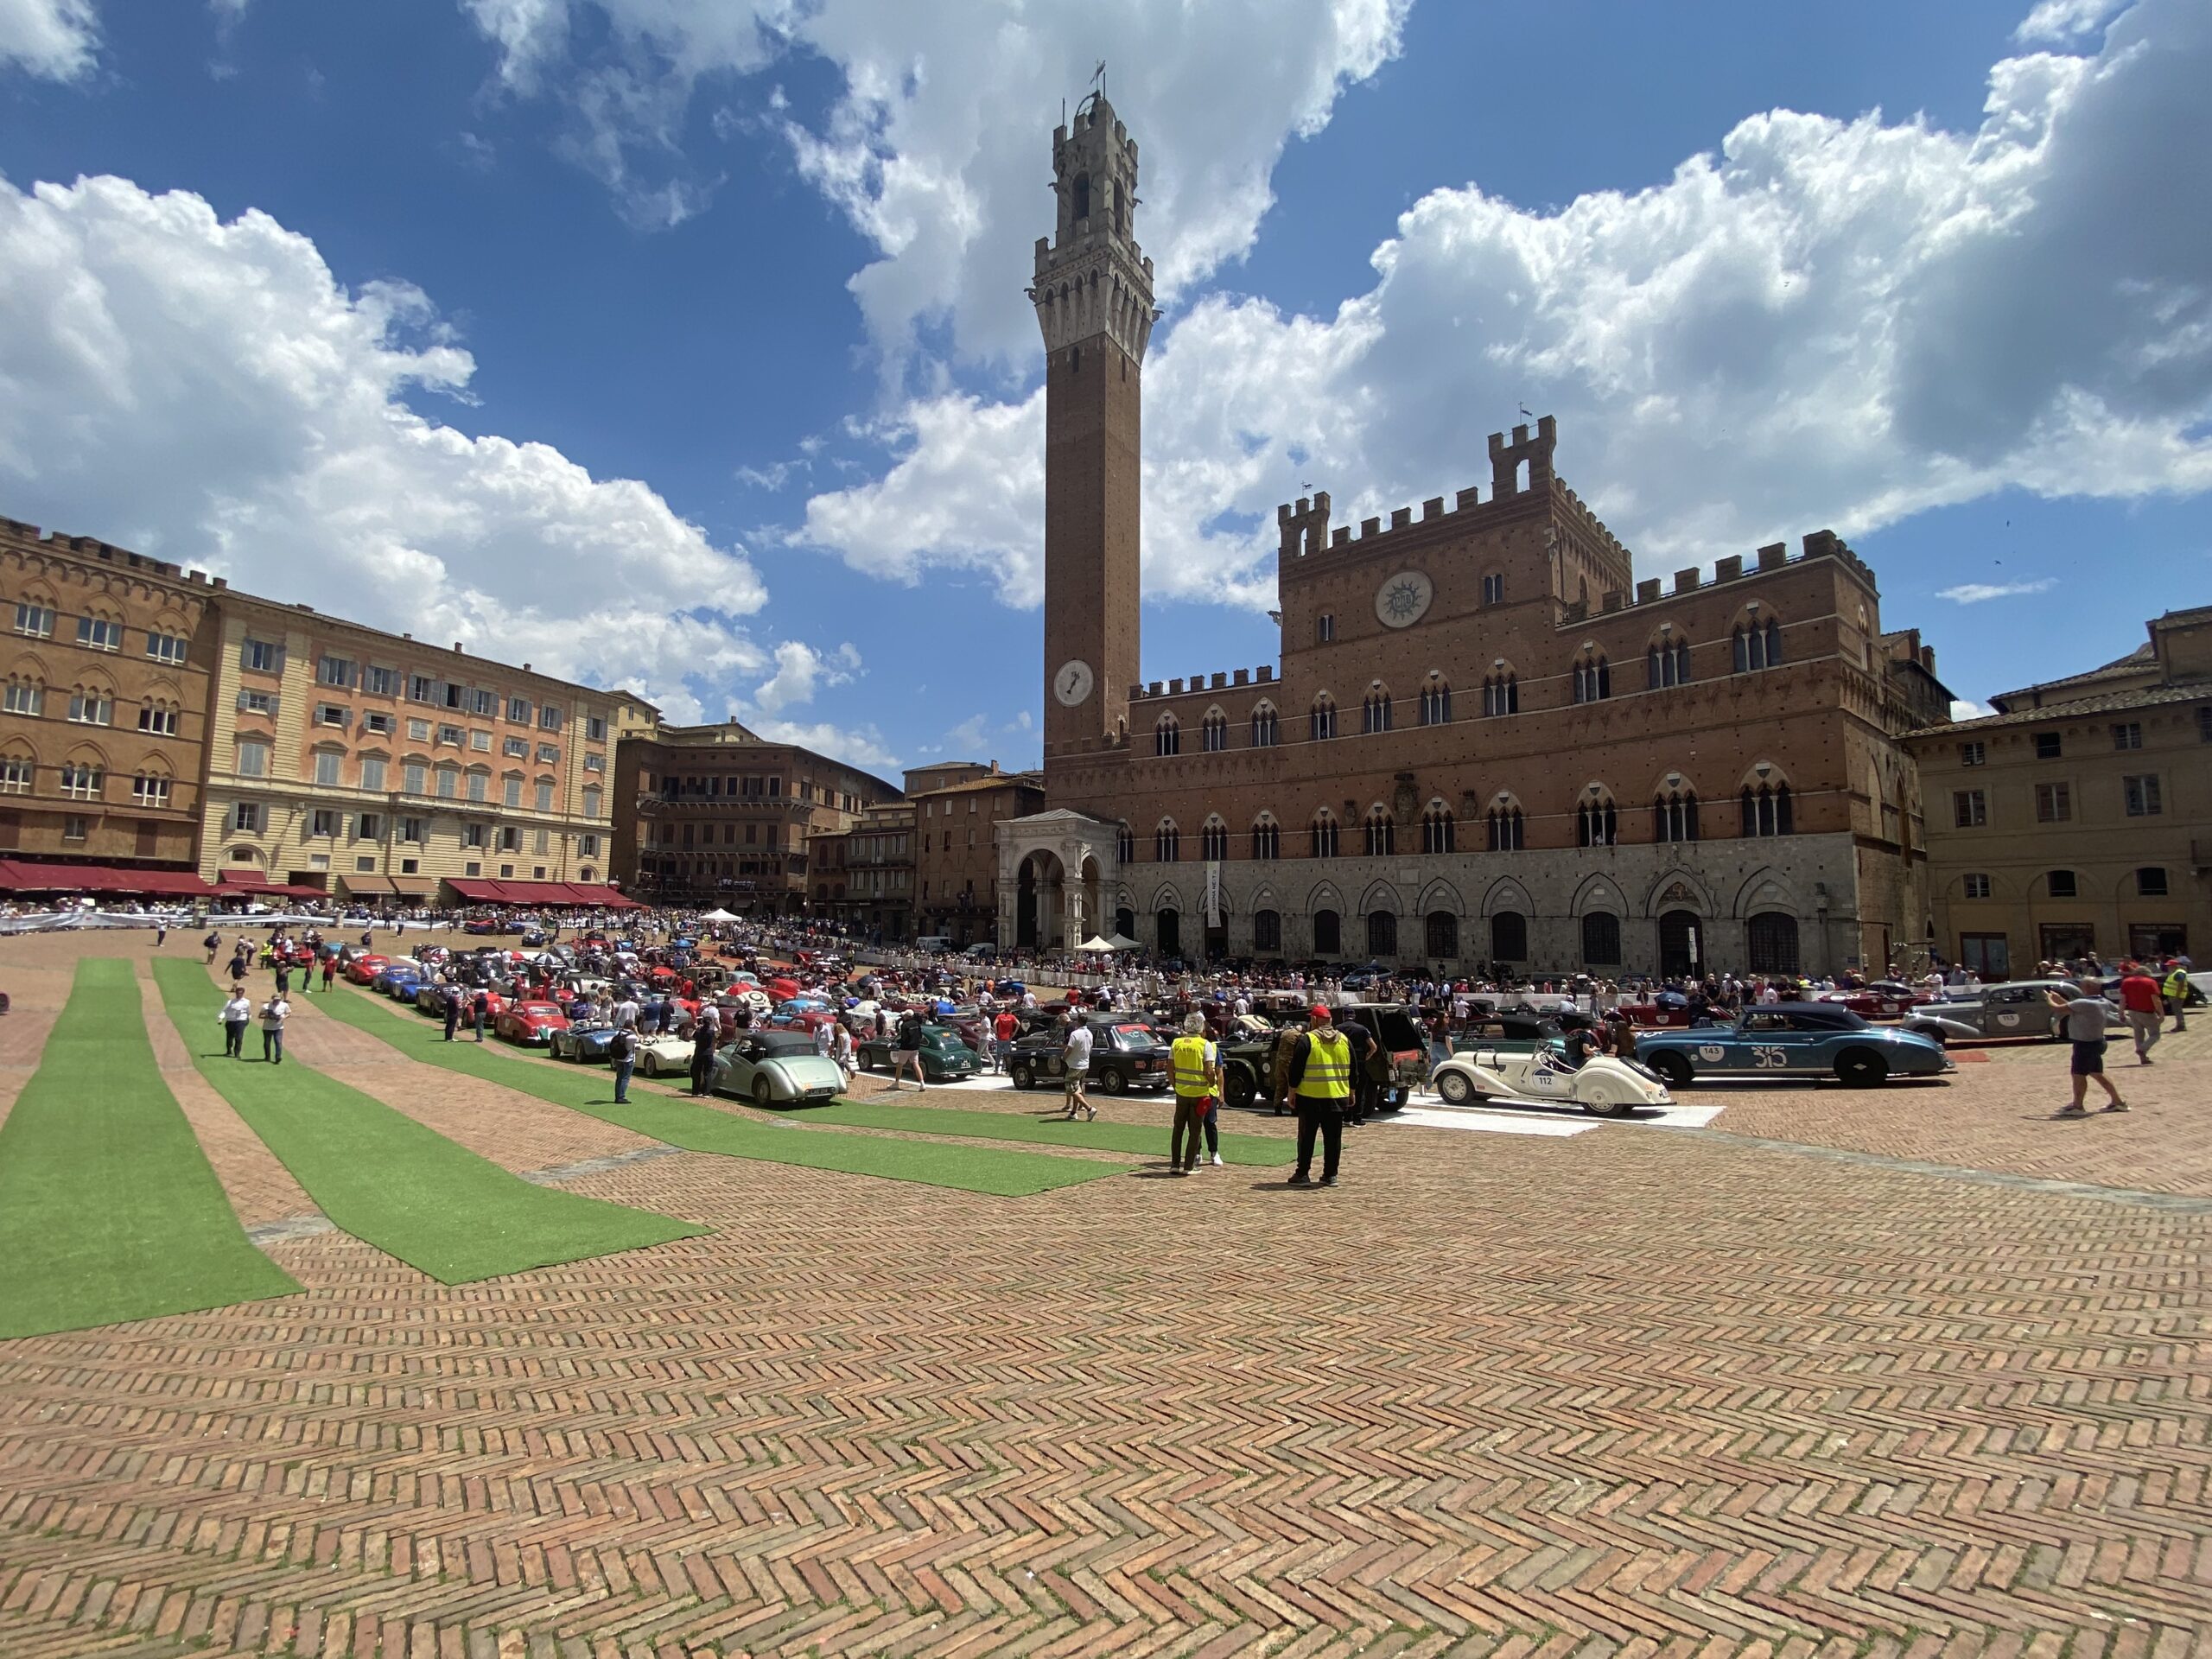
1033;92;1154;757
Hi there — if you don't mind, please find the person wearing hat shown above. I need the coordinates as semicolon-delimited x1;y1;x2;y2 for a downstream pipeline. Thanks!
1283;1005;1352;1187
1167;1011;1220;1173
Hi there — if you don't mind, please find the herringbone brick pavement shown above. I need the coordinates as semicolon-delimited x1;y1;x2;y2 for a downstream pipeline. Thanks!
1694;1025;2212;1198
0;934;2205;1657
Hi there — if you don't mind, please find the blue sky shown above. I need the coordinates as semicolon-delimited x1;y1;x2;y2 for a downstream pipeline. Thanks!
1;0;2206;771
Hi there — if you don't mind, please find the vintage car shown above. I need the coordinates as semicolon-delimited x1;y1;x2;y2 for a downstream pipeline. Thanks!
1214;1002;1431;1114
1431;1043;1675;1117
1904;978;2125;1043
1610;993;1704;1028
857;1024;980;1083
342;953;391;985
550;1023;624;1064
373;966;429;999
635;1031;700;1077
461;918;505;936
1637;1003;1953;1088
412;983;461;1016
1447;1010;1565;1055
1007;1018;1170;1095
494;1001;570;1046
1817;982;1926;1019
709;1030;849;1106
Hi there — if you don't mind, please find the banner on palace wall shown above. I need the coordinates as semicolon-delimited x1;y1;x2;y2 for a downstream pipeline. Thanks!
1205;859;1222;926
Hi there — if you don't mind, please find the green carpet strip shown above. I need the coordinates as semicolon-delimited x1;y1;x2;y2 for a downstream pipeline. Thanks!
151;962;702;1284
787;1098;1291;1164
319;984;1113;1197
0;959;299;1339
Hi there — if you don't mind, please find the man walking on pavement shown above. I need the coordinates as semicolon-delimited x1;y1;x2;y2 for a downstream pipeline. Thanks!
1285;1005;1351;1187
2118;962;2164;1064
2163;959;2191;1033
2048;980;2127;1115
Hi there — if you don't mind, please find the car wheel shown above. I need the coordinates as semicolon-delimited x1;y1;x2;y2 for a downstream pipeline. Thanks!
1010;1062;1035;1090
1097;1067;1127;1095
1224;1068;1254;1111
1836;1050;1888;1088
1649;1052;1694;1090
1580;1091;1637;1119
1908;1023;1944;1047
753;1076;774;1107
1436;1069;1474;1105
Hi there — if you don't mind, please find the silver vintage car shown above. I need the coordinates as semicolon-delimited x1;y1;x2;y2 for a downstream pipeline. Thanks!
1903;978;2124;1043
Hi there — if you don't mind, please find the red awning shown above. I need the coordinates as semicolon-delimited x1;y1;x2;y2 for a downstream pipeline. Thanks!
0;861;213;896
440;877;639;908
215;870;328;899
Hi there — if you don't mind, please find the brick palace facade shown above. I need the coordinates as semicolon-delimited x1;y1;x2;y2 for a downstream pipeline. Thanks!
997;97;1953;978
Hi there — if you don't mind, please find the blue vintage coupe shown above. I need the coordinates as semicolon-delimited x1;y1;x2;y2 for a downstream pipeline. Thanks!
1635;1002;1953;1089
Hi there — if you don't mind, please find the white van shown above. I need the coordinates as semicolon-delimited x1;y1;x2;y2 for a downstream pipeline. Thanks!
915;936;954;954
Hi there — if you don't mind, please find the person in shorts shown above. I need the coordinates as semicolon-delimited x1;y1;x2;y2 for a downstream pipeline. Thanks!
891;1009;928;1090
1061;1014;1096;1121
2047;980;2127;1116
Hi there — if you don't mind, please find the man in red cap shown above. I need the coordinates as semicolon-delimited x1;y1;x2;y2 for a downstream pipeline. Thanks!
1283;1005;1352;1187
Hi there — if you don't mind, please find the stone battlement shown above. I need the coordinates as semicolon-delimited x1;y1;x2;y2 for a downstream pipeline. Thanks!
1276;414;1629;573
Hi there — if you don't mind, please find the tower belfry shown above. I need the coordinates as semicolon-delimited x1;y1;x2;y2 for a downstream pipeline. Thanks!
1033;92;1154;756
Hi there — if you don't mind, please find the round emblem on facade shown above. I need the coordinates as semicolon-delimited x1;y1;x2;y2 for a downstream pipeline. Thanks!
1053;659;1095;707
1375;569;1433;629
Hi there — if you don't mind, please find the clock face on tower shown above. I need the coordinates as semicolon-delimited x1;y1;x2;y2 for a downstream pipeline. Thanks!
1053;659;1096;707
1375;569;1434;629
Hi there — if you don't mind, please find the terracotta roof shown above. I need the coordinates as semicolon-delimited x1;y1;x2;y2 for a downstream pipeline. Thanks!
1905;682;2209;738
1992;641;2156;707
918;772;1046;797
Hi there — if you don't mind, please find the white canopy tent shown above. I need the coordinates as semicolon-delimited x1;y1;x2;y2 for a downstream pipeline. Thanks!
700;908;741;922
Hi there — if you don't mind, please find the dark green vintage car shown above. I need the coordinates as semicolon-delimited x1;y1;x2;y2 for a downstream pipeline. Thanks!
855;1024;980;1082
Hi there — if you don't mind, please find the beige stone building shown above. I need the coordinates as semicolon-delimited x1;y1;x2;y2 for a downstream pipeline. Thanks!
1907;607;2211;976
998;99;1950;976
612;719;899;914
914;763;1046;945
810;802;918;941
195;591;626;905
0;518;218;890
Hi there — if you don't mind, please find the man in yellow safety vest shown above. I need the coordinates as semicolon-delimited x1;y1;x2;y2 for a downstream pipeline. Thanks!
1168;1012;1220;1174
1285;1004;1351;1187
2163;961;2191;1033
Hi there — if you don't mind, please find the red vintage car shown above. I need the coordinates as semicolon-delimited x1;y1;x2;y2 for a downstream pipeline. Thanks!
1611;998;1699;1028
495;1001;570;1046
1818;982;1925;1020
343;954;391;985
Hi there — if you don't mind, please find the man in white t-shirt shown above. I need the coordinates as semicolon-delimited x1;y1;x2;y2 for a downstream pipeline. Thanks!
1061;1016;1096;1121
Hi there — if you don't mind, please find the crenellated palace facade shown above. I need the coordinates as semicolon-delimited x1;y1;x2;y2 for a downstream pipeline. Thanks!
997;100;1952;979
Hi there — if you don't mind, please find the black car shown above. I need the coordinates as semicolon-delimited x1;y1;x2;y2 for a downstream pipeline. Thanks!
1007;1018;1172;1094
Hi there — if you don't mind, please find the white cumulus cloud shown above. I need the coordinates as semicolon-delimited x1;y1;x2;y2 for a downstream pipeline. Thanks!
801;0;2212;611
0;173;779;721
749;639;861;714
1936;578;2059;603
458;0;1409;372
0;0;99;79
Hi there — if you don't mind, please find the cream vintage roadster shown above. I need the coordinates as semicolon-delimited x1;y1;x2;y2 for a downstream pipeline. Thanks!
1428;1043;1675;1118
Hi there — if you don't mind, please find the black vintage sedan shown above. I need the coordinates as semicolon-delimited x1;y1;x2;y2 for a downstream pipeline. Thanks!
1007;1018;1173;1095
